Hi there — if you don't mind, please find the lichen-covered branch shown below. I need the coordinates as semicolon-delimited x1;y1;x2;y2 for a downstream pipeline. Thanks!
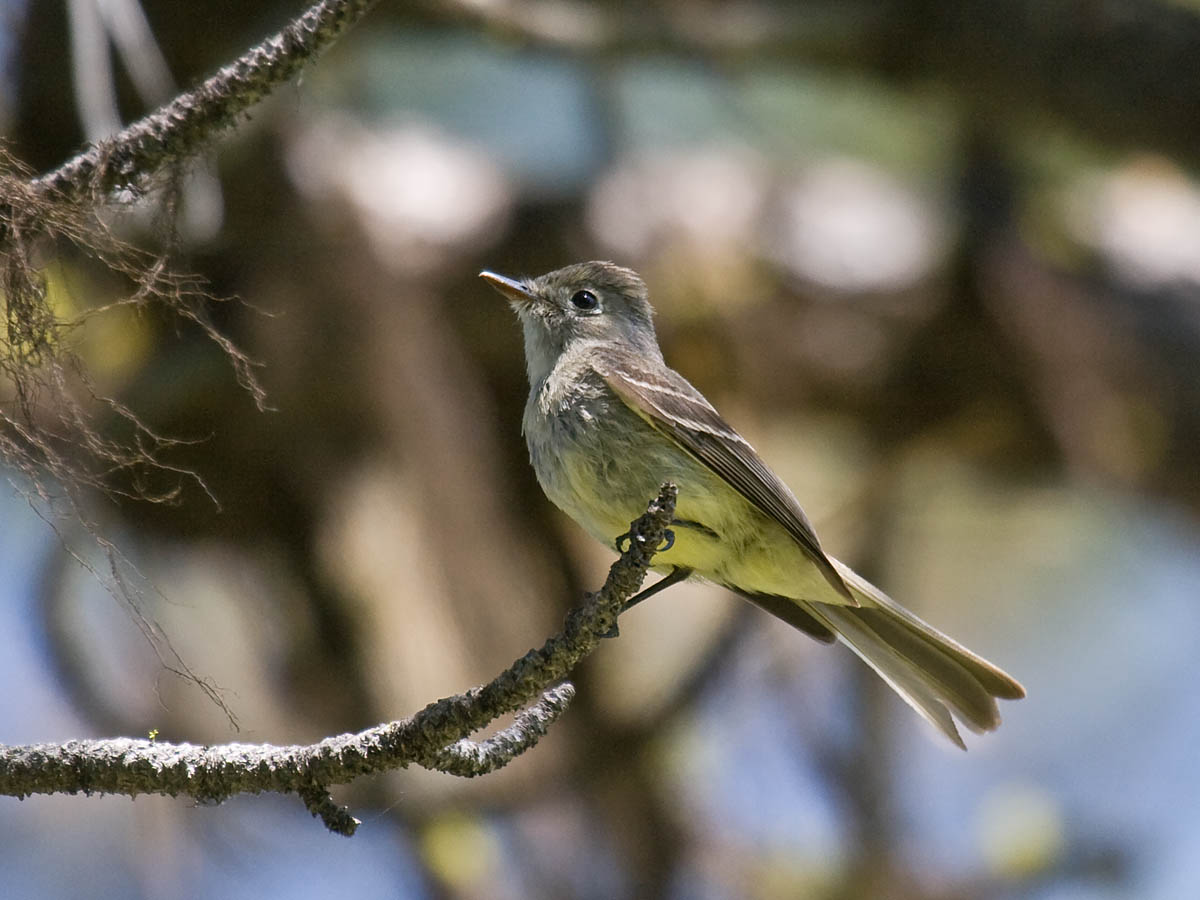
0;2;389;705
34;0;379;200
1;0;384;503
425;683;576;778
0;485;678;837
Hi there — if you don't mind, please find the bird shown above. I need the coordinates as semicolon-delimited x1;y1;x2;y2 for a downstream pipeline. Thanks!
481;260;1024;748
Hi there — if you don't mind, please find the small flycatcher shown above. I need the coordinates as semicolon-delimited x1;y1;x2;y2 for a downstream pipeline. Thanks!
482;261;1024;747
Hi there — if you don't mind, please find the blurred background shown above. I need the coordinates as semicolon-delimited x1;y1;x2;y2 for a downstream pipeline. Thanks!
4;0;1200;897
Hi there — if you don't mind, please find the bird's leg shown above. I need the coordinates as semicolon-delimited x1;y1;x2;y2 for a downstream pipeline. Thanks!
603;566;693;639
623;565;691;613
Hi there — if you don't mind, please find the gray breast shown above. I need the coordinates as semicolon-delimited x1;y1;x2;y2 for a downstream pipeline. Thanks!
525;375;607;468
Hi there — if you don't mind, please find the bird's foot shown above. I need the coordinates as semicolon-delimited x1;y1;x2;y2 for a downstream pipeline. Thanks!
615;528;675;554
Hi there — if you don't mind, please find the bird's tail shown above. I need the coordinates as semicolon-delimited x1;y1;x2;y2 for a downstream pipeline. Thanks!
798;559;1025;749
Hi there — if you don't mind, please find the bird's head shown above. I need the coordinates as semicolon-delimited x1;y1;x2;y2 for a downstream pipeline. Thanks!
481;261;660;382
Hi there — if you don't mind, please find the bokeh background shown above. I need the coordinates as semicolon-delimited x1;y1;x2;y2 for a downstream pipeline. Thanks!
4;1;1200;898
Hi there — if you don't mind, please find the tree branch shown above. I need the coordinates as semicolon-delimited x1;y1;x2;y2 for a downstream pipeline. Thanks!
0;484;678;837
424;682;575;777
33;0;379;201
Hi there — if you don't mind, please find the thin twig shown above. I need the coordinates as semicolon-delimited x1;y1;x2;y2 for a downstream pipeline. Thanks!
0;485;678;836
34;0;379;200
427;683;576;778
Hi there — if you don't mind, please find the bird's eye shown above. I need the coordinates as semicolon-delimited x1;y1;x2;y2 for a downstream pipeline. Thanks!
570;289;599;311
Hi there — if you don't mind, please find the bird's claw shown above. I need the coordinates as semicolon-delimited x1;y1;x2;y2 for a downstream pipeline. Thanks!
615;528;675;554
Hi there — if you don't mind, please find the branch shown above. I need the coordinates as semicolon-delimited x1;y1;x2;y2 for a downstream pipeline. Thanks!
33;0;379;201
0;0;383;716
0;485;678;837
423;682;576;777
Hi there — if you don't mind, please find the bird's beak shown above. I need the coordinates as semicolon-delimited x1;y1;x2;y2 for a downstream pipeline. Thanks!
480;270;537;307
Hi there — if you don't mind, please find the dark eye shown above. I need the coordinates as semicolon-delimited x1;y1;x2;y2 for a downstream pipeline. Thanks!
570;289;599;311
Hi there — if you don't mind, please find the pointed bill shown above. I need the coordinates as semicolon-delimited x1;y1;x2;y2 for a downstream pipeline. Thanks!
480;270;536;307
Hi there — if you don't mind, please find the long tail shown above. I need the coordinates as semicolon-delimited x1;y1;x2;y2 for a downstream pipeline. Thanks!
793;559;1025;749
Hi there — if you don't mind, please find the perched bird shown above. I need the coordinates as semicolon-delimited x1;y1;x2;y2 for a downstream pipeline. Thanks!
481;261;1024;747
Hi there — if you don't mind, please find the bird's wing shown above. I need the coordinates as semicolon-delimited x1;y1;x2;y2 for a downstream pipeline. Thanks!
594;350;852;601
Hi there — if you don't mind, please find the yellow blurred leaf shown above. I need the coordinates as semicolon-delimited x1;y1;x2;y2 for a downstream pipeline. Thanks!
976;781;1066;879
